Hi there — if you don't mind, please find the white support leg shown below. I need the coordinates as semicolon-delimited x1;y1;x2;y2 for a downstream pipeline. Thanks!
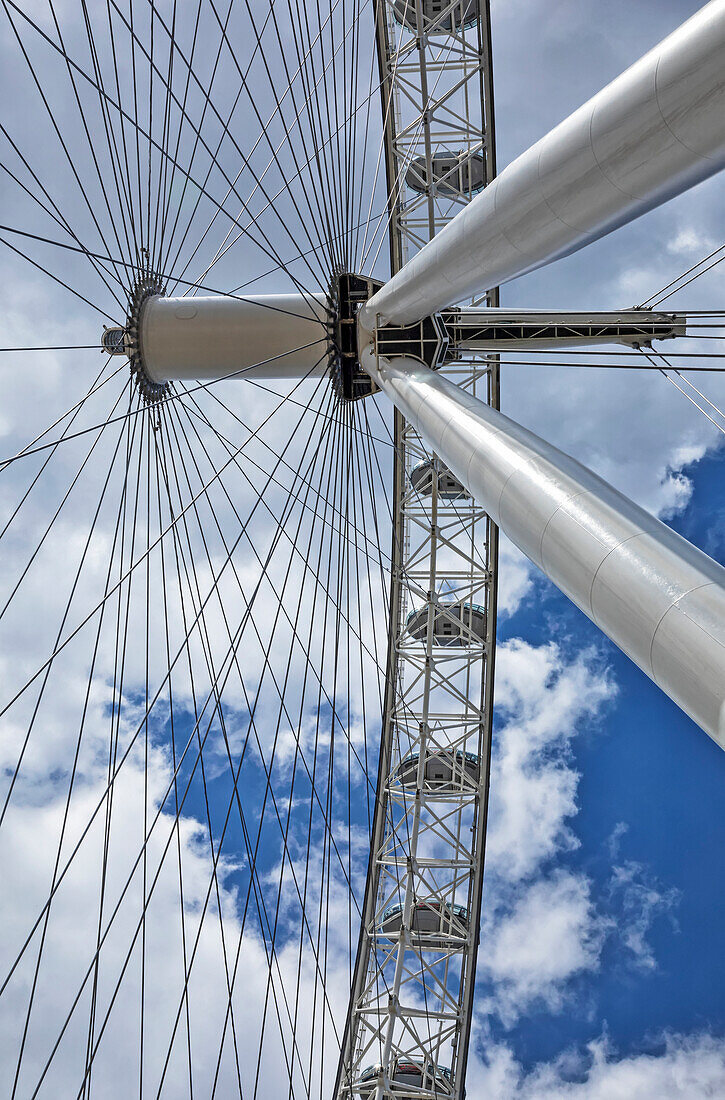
361;0;725;329
362;349;725;747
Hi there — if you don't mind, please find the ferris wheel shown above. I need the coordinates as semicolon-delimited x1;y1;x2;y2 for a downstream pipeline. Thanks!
1;0;724;1096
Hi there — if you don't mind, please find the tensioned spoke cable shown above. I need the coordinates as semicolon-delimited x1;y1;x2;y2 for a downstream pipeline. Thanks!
153;433;241;1097
65;378;339;1098
13;383;332;1095
0;344;107;352
276;0;343;271
8;393;140;1099
163;413;384;970
173;393;394;753
153;423;245;1096
154;0;206;277
0;234;122;323
173;393;374;1082
280;405;356;1097
82;394;147;1100
140;412;153;1099
170;0;351;294
356;4;415;267
150;411;250;1095
155;398;343;1097
0;340;327;470
148;0;179;269
0;373;329;999
349;0;378;268
0;381;135;832
316;399;353;1093
179;387;392;567
127;0;146;259
110;0;334;299
204;0;351;279
0;374;132;633
4;0;328;312
643;349;725;437
349;407;376;836
96;0;149;263
74;0;141;268
344;0;367;271
169;392;377;857
0;358;122;543
0;153;128;306
180;390;417;791
354;401;390;719
0;367;327;721
0;224;328;323
182;102;388;299
239;376;392;452
639;241;725;308
157;0;288;286
499;347;725;365
2;0;133;291
251;400;348;1098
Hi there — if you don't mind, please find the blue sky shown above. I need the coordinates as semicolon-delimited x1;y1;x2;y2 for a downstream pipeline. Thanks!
481;447;725;1072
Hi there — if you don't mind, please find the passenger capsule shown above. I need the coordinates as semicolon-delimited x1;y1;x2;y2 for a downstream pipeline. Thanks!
397;749;480;791
393;0;479;33
356;1059;454;1099
405;602;486;645
405;151;485;197
378;900;469;949
409;458;468;500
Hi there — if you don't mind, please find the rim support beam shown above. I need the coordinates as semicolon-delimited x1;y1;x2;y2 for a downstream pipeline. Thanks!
361;0;725;328
362;349;725;747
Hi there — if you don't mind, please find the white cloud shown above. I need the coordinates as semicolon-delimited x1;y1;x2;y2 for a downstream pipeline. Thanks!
479;640;676;1026
486;640;615;882
497;535;533;618
468;1031;725;1099
607;860;679;971
667;227;715;257
480;871;609;1023
0;742;353;1097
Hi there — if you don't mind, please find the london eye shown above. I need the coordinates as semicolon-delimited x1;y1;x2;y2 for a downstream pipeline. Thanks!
1;0;725;1096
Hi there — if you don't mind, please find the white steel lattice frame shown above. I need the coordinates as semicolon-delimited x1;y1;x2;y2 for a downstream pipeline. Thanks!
335;2;499;1097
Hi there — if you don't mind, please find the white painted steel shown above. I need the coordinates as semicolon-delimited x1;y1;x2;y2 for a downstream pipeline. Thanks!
140;293;328;382
336;4;498;1096
362;350;725;748
361;0;725;329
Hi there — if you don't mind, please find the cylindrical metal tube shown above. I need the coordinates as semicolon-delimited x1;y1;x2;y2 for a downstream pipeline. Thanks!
362;349;725;747
361;0;725;328
140;293;329;382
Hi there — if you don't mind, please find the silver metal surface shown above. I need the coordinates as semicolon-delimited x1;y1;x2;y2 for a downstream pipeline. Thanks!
361;0;725;328
363;351;725;748
140;293;329;381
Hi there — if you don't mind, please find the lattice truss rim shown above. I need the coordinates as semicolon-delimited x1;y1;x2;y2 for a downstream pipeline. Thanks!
335;1;499;1096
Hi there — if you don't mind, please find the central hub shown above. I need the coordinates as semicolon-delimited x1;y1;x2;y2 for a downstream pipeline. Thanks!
328;272;384;402
328;272;448;401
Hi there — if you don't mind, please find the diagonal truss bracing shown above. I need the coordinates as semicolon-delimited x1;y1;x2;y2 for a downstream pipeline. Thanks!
335;2;499;1096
